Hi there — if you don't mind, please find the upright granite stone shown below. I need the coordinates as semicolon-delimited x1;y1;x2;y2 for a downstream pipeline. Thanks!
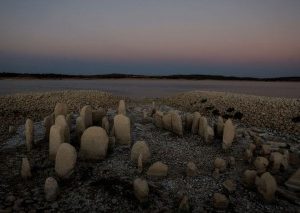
21;157;32;179
162;113;172;131
49;125;64;160
76;116;85;140
198;116;208;138
204;125;214;143
92;108;106;125
171;111;183;136
185;113;194;131
153;111;163;129
55;143;77;179
117;100;126;115
242;169;257;188
80;105;93;129
55;115;70;143
114;114;131;145
222;119;235;150
44;177;59;201
80;127;109;159
255;172;277;202
133;178;149;203
25;119;34;151
191;112;201;134
101;116;110;134
54;103;68;118
131;141;151;163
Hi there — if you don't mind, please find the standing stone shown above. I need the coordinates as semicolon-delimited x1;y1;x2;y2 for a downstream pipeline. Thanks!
80;105;93;129
55;115;70;143
262;144;271;155
76;116;85;140
49;125;64;160
44;115;53;140
255;172;277;202
101;116;110;134
186;161;198;176
44;177;59;201
270;152;284;172
80;127;109;159
185;113;194;131
153;111;163;128
55;143;77;179
133;178;149;203
54;103;68;118
213;193;229;209
21;157;32;179
216;116;224;137
191;112;201;134
198;116;208;138
131;141;151;163
171;112;183;136
117;100;126;115
222;119;235;150
162;113;172;131
114;114;131;145
92;108;106;125
147;161;168;177
214;158;226;172
204;125;214;143
223;179;237;192
254;157;269;174
242;170;257;188
25;119;34;151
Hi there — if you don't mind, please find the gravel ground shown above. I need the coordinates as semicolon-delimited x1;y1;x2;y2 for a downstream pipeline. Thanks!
0;91;299;212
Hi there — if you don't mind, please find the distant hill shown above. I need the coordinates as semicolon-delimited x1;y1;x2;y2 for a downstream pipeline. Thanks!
0;72;299;81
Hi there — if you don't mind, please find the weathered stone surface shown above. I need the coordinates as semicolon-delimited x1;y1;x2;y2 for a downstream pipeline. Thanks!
254;157;269;174
55;115;70;143
80;105;93;129
222;119;235;150
55;143;77;179
75;116;85;140
80;127;109;160
162;113;172;131
213;193;229;210
223;179;236;192
133;178;149;203
114;114;131;145
153;111;163;128
147;161;168;177
191;112;201;134
204;125;214;143
117;100;126;115
214;157;226;172
43;115;53;140
171;111;183;136
21;157;31;179
54;103;68;118
184;113;193;131
101;116;110;133
49;125;64;160
25;119;34;151
44;177;59;201
256;172;277;202
216;116;224;136
285;168;300;191
270;152;284;172
92;108;106;125
198;116;208;138
242;169;257;188
131;141;151;163
186;161;198;176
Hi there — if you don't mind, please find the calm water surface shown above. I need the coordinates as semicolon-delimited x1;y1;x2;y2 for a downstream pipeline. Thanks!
0;79;299;98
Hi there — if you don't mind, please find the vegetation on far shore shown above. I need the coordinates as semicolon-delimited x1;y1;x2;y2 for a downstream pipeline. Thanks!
0;72;299;81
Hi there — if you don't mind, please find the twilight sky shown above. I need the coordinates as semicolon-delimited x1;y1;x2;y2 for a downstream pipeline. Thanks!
0;0;299;77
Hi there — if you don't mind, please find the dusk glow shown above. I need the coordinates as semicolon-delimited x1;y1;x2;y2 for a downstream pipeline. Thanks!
0;0;299;76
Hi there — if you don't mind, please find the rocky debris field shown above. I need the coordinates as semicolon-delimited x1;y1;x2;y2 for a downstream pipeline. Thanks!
0;90;299;212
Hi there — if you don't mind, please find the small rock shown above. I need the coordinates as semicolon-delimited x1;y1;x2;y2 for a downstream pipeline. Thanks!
222;119;235;150
223;179;236;192
242;169;257;188
213;193;229;210
214;157;226;172
255;172;277;202
186;161;198;176
21;157;31;179
254;157;269;174
131;141;151;163
133;178;149;203
147;161;168;177
44;177;59;201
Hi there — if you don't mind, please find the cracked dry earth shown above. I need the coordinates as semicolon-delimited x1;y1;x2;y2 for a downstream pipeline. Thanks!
0;104;299;212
